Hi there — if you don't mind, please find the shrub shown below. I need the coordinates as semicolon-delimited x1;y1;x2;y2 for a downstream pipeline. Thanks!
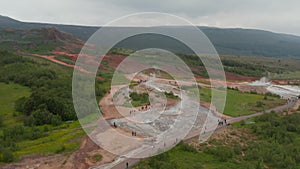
256;101;264;107
51;115;62;126
31;108;53;125
55;145;66;153
178;142;197;153
256;158;264;169
90;154;103;162
3;125;25;141
164;91;179;99
0;148;14;163
15;97;27;113
205;146;234;162
129;92;149;107
0;114;3;127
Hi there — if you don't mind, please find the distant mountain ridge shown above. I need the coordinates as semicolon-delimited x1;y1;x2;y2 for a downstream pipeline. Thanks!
1;15;300;58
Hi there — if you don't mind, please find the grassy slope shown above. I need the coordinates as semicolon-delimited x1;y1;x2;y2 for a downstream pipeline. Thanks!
134;140;254;169
224;89;285;117
16;56;85;157
199;87;285;117
0;82;30;127
221;55;300;79
272;71;300;80
15;121;84;158
0;56;85;161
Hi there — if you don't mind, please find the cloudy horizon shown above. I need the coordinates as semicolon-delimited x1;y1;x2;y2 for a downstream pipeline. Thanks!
1;0;300;36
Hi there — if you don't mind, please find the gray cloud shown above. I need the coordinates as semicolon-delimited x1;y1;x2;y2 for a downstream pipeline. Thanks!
1;0;300;35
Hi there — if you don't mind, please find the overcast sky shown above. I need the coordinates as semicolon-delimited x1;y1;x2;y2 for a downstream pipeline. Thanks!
1;0;300;35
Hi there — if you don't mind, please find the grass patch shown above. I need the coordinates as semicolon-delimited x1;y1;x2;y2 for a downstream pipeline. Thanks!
272;71;300;80
130;92;150;107
0;82;30;127
15;121;84;158
129;82;139;89
224;89;285;117
164;91;179;100
89;153;103;162
134;142;254;169
185;86;285;117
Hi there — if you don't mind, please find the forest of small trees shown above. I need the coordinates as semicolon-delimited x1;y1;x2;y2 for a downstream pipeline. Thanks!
0;50;76;124
0;50;104;162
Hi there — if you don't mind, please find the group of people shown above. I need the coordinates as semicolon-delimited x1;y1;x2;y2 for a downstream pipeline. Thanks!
137;79;147;84
168;81;178;85
287;97;298;103
113;122;138;136
140;104;151;111
217;119;228;126
131;131;137;136
129;109;136;115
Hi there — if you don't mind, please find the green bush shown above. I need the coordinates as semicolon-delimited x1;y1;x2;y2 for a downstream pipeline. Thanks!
147;153;178;169
3;125;25;141
130;92;149;107
26;127;45;140
51;115;62;126
0;114;3;127
256;101;264;107
205;146;234;162
164;91;179;99
245;113;300;168
55;145;66;154
178;142;197;153
0;148;14;163
256;158;264;169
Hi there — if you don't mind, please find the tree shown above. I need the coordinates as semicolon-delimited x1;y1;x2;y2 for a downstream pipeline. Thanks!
31;108;53;125
3;125;25;141
51;115;62;126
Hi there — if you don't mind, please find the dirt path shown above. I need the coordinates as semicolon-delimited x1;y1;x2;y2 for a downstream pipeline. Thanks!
30;54;104;81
